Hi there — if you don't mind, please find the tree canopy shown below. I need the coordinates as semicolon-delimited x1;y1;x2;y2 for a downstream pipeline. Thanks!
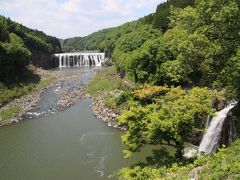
118;85;216;158
0;16;61;83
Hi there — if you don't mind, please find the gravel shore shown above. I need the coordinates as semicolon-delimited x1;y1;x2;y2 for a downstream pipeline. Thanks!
0;68;85;127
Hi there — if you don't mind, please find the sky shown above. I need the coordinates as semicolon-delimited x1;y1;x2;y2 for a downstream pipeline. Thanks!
0;0;165;39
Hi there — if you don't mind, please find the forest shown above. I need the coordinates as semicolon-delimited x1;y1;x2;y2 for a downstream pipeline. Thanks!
84;0;240;179
0;16;61;108
64;0;240;100
0;15;61;84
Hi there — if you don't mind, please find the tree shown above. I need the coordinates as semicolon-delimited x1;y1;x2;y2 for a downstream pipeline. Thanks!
0;17;10;42
153;0;195;32
119;86;215;158
0;33;31;82
218;47;240;99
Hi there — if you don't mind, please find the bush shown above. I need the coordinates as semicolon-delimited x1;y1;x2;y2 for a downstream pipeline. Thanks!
0;106;21;121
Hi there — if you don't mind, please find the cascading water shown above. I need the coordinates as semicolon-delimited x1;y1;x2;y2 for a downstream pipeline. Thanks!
199;101;238;155
53;52;105;68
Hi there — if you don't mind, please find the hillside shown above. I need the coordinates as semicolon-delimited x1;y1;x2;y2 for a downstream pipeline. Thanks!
61;0;195;55
0;15;62;107
0;15;61;73
84;0;240;179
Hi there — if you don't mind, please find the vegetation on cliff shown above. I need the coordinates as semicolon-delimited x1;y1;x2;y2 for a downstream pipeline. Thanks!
115;0;240;178
0;15;61;121
0;15;61;108
0;15;61;84
114;0;240;98
63;0;240;100
118;86;218;159
61;0;195;54
85;0;240;179
116;139;240;179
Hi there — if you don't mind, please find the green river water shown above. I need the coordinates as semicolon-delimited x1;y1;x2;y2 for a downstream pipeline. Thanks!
0;67;166;180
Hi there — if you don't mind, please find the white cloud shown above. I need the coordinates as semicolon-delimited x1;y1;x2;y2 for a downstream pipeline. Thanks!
0;0;164;38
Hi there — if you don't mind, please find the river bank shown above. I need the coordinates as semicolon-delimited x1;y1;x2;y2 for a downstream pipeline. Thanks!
91;95;122;129
0;66;153;180
0;67;86;127
86;67;133;130
0;66;131;130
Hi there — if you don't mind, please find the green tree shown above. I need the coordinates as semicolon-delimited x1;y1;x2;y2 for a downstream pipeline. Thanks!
0;33;31;82
119;86;215;158
0;17;10;42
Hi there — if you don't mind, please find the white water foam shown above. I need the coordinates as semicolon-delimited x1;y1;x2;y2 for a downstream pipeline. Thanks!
199;101;237;154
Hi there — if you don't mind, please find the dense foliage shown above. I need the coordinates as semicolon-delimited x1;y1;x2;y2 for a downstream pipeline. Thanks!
83;0;240;178
0;16;61;108
113;0;240;99
61;0;195;56
117;139;240;179
62;21;141;57
0;16;61;83
118;85;216;158
3;16;61;54
152;0;195;32
1;0;240;178
111;0;240;178
67;0;240;100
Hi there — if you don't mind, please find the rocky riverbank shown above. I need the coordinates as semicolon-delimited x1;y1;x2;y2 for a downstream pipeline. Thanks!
56;75;86;111
0;87;45;127
91;95;127;131
0;68;85;127
0;66;127;130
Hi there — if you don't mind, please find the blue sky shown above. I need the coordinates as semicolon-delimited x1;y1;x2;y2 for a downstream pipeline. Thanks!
0;0;165;39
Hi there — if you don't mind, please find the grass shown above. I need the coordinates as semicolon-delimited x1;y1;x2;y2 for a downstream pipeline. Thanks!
86;66;132;110
0;83;35;107
86;67;128;97
38;77;57;88
0;76;57;107
0;106;21;121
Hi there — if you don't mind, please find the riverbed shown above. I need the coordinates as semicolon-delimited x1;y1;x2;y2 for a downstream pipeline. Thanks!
0;67;163;180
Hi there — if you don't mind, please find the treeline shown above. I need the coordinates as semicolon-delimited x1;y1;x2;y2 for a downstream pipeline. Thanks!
114;0;240;99
152;0;195;31
0;16;61;83
61;0;194;53
62;28;113;52
67;0;240;99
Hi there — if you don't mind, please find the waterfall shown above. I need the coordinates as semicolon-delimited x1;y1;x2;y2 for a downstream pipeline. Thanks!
199;101;237;155
54;52;105;68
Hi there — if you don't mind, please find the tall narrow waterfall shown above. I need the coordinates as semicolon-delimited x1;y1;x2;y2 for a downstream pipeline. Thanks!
199;101;237;155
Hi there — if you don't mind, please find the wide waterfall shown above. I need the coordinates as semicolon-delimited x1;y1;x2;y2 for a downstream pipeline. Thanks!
199;101;237;155
53;52;105;68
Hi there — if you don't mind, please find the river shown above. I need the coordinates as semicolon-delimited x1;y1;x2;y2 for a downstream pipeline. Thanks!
0;67;162;180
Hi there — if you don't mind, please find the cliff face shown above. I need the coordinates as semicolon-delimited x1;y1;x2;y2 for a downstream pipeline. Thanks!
220;104;240;147
0;16;62;71
187;100;240;147
29;49;54;69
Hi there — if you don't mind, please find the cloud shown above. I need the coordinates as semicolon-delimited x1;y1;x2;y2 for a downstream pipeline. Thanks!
0;0;164;38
